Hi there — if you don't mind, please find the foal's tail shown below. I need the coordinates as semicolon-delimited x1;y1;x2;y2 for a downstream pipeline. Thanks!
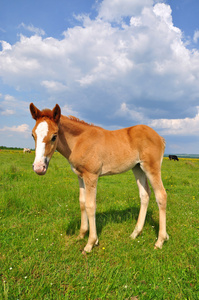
161;136;166;162
161;137;166;150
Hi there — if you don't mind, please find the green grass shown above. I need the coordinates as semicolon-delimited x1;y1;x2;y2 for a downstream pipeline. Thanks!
0;150;198;299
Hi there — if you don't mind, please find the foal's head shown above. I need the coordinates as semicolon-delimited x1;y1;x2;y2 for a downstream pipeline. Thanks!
30;103;61;175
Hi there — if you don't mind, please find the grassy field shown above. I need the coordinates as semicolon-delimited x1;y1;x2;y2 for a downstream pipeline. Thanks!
0;150;198;299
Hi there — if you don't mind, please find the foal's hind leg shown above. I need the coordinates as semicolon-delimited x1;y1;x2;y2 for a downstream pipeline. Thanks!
141;161;169;249
130;164;151;239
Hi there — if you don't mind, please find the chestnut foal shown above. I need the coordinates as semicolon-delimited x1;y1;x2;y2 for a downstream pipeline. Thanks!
30;103;169;252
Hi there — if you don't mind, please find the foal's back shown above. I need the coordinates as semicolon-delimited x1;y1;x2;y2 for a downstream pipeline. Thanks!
101;125;164;175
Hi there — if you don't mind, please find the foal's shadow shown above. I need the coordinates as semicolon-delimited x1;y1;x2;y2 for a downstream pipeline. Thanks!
66;206;159;237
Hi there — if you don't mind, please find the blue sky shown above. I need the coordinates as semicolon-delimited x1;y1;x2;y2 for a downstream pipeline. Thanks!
0;0;199;154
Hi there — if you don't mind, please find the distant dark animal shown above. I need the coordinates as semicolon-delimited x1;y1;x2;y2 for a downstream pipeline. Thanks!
169;155;179;161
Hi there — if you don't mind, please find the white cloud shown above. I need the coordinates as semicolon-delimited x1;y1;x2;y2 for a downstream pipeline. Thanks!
130;17;142;27
193;30;199;43
0;41;12;51
153;3;173;29
0;94;29;116
0;124;31;147
98;0;153;21
2;2;192;104
4;94;16;102
0;124;30;134
41;80;68;92
116;102;144;122
150;107;199;136
61;104;79;117
19;23;45;36
1;109;15;116
0;2;196;101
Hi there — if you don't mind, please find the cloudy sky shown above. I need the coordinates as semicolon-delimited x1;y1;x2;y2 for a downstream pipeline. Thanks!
0;0;199;154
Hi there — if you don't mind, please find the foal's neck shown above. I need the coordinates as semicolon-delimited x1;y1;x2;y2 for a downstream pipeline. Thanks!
56;115;85;159
60;115;85;135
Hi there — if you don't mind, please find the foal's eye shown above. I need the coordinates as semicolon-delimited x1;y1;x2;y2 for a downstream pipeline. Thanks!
51;135;57;142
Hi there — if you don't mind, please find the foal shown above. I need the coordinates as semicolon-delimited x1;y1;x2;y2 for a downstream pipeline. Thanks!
30;103;169;252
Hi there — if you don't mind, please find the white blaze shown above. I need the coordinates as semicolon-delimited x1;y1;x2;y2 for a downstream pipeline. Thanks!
35;121;48;163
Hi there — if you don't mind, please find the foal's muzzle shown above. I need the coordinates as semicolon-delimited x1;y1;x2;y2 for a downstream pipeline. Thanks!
32;157;49;175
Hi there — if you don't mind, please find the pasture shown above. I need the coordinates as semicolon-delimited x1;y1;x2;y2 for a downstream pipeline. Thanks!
0;150;198;299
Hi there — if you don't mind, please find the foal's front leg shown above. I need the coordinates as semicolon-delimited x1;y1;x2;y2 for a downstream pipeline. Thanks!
83;173;99;253
78;177;88;239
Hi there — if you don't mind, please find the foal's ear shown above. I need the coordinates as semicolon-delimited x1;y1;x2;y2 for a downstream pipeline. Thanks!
30;103;41;120
53;104;61;123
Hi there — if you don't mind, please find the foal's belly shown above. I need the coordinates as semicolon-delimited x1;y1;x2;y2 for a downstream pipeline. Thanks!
100;149;140;176
100;160;138;176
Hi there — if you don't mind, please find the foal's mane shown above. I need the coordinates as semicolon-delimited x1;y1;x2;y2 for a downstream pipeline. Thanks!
68;115;95;127
40;109;98;128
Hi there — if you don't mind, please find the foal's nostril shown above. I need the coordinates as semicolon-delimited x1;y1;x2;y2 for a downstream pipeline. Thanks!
44;157;48;165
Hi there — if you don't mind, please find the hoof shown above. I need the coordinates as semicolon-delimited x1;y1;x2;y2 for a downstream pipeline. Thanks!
154;244;162;250
95;239;99;246
82;250;87;256
77;235;84;241
154;239;163;249
83;239;99;253
130;228;141;240
77;231;87;240
130;233;137;240
83;244;93;253
154;233;169;249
